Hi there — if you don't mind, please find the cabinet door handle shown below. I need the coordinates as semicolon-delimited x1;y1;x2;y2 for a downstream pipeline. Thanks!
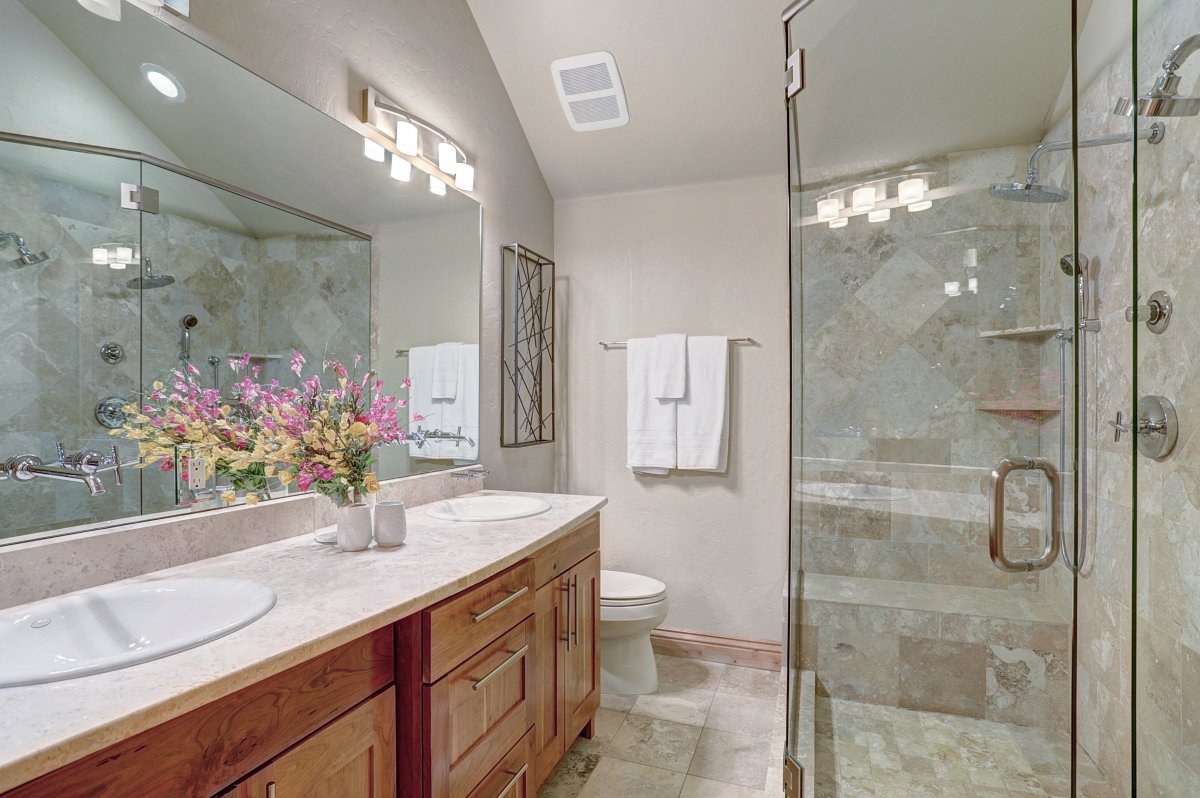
560;580;571;651
266;782;276;798
498;764;528;798
471;585;529;624
571;575;579;646
470;644;529;691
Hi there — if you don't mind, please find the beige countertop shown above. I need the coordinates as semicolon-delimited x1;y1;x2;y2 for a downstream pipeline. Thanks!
0;490;606;793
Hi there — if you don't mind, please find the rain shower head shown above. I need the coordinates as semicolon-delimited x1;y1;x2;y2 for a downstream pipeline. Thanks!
990;123;1166;204
1116;34;1200;117
988;182;1070;204
126;258;175;290
0;231;49;268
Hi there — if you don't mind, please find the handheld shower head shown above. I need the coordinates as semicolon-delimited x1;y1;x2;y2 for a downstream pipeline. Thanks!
1116;34;1200;117
0;231;50;268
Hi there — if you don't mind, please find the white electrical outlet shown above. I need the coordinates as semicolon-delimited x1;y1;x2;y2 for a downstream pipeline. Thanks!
187;458;207;491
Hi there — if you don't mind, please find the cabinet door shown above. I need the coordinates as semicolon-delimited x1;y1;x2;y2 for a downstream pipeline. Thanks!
235;687;396;798
532;578;566;790
563;552;601;738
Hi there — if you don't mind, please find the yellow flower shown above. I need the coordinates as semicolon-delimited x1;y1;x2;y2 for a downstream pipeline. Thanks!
364;472;380;493
348;421;368;438
244;493;261;506
277;470;295;486
220;490;237;503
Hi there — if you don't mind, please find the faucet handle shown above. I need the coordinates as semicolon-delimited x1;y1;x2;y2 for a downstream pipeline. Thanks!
1108;411;1128;443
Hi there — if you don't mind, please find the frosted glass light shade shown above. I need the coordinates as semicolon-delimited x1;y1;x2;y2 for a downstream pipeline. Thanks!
968;277;979;294
429;176;447;196
828;218;849;229
437;141;457;174
816;198;842;222
867;208;891;223
851;186;876;213
109;261;128;271
390;155;412;182
944;281;961;297
363;137;386;162
454;162;475;192
76;0;121;20
907;200;933;212
115;246;133;262
92;248;109;265
395;120;420;156
898;177;927;204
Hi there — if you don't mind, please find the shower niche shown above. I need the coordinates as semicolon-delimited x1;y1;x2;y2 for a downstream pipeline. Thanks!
0;138;371;541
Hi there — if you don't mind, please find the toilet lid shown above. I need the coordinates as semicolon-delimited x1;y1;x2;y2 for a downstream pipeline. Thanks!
601;570;667;603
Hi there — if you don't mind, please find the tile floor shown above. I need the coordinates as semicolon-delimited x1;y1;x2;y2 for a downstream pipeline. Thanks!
539;655;783;798
812;697;1121;798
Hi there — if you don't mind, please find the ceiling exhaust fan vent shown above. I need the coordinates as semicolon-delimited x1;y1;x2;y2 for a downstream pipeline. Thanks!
551;51;629;132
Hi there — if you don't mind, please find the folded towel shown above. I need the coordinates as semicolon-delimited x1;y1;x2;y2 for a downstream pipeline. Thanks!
431;342;462;400
627;337;677;475
676;336;728;472
410;344;480;461
408;344;436;442
453;344;480;463
650;333;687;399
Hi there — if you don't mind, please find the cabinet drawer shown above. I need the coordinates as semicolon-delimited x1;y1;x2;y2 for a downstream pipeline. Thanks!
531;515;599;588
423;560;534;683
426;618;536;798
465;729;532;798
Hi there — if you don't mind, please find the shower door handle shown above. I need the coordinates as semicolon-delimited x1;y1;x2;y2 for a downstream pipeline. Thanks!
989;457;1061;573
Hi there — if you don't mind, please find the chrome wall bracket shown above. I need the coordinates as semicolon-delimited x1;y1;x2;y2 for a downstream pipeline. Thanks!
1126;290;1172;334
120;182;159;214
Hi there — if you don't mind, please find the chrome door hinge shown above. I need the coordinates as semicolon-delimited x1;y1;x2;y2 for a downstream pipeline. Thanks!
783;754;803;798
786;49;805;99
120;183;159;214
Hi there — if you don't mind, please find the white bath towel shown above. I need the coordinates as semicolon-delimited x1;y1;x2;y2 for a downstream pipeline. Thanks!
676;336;728;472
431;341;462;400
409;344;480;461
650;333;687;399
627;337;677;475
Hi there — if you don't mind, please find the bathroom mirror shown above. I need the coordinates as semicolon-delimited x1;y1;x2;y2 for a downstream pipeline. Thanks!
0;0;481;544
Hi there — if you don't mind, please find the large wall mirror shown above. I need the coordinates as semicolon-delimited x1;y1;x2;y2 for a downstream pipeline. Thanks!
0;0;482;544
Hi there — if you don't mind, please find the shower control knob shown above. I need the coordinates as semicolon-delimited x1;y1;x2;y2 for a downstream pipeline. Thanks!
1126;290;1172;334
1108;412;1127;443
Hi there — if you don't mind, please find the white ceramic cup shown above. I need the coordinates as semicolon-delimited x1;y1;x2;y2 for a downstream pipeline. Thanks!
336;503;373;552
374;500;408;547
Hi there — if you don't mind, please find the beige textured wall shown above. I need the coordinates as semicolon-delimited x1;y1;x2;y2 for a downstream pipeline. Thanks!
555;175;789;641
153;0;556;492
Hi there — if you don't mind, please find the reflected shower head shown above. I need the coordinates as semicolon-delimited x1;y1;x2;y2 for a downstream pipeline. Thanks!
0;231;50;268
988;181;1070;204
126;258;175;290
1116;34;1200;117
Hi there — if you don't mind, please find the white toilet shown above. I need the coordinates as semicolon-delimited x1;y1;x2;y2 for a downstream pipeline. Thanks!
599;570;669;695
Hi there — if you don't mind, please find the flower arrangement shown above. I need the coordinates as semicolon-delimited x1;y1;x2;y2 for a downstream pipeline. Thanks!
114;352;414;507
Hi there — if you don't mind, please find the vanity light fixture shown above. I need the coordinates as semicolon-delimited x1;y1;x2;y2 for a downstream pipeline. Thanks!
363;138;386;162
93;243;139;270
140;63;185;101
360;86;475;192
867;208;891;223
828;217;849;229
390;154;412;182
429;176;447;196
76;0;121;20
907;200;934;212
851;186;877;213
816;198;842;222
897;177;927;204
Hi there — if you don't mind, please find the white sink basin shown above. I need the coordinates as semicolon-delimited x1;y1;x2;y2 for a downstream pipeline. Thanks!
0;576;276;687
428;494;552;522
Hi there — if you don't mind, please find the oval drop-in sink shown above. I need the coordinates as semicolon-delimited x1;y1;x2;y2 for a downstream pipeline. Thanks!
427;494;551;522
0;576;276;688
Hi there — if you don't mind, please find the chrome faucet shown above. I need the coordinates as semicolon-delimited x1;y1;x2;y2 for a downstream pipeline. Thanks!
1;444;139;496
452;467;490;481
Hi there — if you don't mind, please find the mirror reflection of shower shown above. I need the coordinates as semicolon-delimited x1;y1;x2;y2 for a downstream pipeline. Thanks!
127;258;175;290
0;230;50;268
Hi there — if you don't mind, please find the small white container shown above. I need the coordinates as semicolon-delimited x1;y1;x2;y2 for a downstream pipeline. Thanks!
336;503;373;551
374;500;408;547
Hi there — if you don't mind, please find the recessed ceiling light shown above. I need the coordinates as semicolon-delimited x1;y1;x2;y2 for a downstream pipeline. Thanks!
140;63;185;102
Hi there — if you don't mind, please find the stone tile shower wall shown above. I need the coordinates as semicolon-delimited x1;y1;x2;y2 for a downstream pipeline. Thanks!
0;160;369;541
795;147;1071;731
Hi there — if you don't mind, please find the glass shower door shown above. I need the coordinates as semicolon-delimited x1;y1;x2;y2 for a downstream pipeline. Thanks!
784;2;1090;795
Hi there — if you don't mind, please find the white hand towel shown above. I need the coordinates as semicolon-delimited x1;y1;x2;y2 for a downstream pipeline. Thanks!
408;346;439;452
650;333;688;399
454;344;480;463
627;337;677;475
677;336;728;472
431;342;462;400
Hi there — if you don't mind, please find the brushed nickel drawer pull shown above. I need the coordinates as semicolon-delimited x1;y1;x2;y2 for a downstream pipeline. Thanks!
471;644;529;691
471;586;529;624
498;764;528;798
266;782;276;798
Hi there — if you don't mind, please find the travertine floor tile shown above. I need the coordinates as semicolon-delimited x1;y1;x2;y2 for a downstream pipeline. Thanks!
601;691;638;712
574;707;626;754
657;655;727;690
632;683;715;726
576;757;686;798
679;774;767;797
689;728;771;789
608;714;702;773
705;691;778;738
718;664;782;699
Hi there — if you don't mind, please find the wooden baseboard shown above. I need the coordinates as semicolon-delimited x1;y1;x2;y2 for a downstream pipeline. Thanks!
650;627;781;671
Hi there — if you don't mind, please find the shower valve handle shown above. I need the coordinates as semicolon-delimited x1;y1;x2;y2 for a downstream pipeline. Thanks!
1126;291;1172;334
1109;412;1128;443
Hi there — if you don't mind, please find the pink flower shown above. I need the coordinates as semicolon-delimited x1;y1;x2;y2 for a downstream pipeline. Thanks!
157;457;175;473
290;350;306;378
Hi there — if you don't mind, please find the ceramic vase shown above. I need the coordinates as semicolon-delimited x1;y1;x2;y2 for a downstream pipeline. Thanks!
336;502;373;551
374;500;408;547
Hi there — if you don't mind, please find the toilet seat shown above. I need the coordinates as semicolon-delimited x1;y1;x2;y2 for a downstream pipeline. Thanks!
601;570;667;607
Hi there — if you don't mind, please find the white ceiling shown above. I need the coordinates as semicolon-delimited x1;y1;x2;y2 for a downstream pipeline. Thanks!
467;0;785;200
470;0;1096;198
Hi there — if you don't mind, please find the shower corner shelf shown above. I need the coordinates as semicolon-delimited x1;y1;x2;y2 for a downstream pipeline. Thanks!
977;324;1063;341
974;399;1061;414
